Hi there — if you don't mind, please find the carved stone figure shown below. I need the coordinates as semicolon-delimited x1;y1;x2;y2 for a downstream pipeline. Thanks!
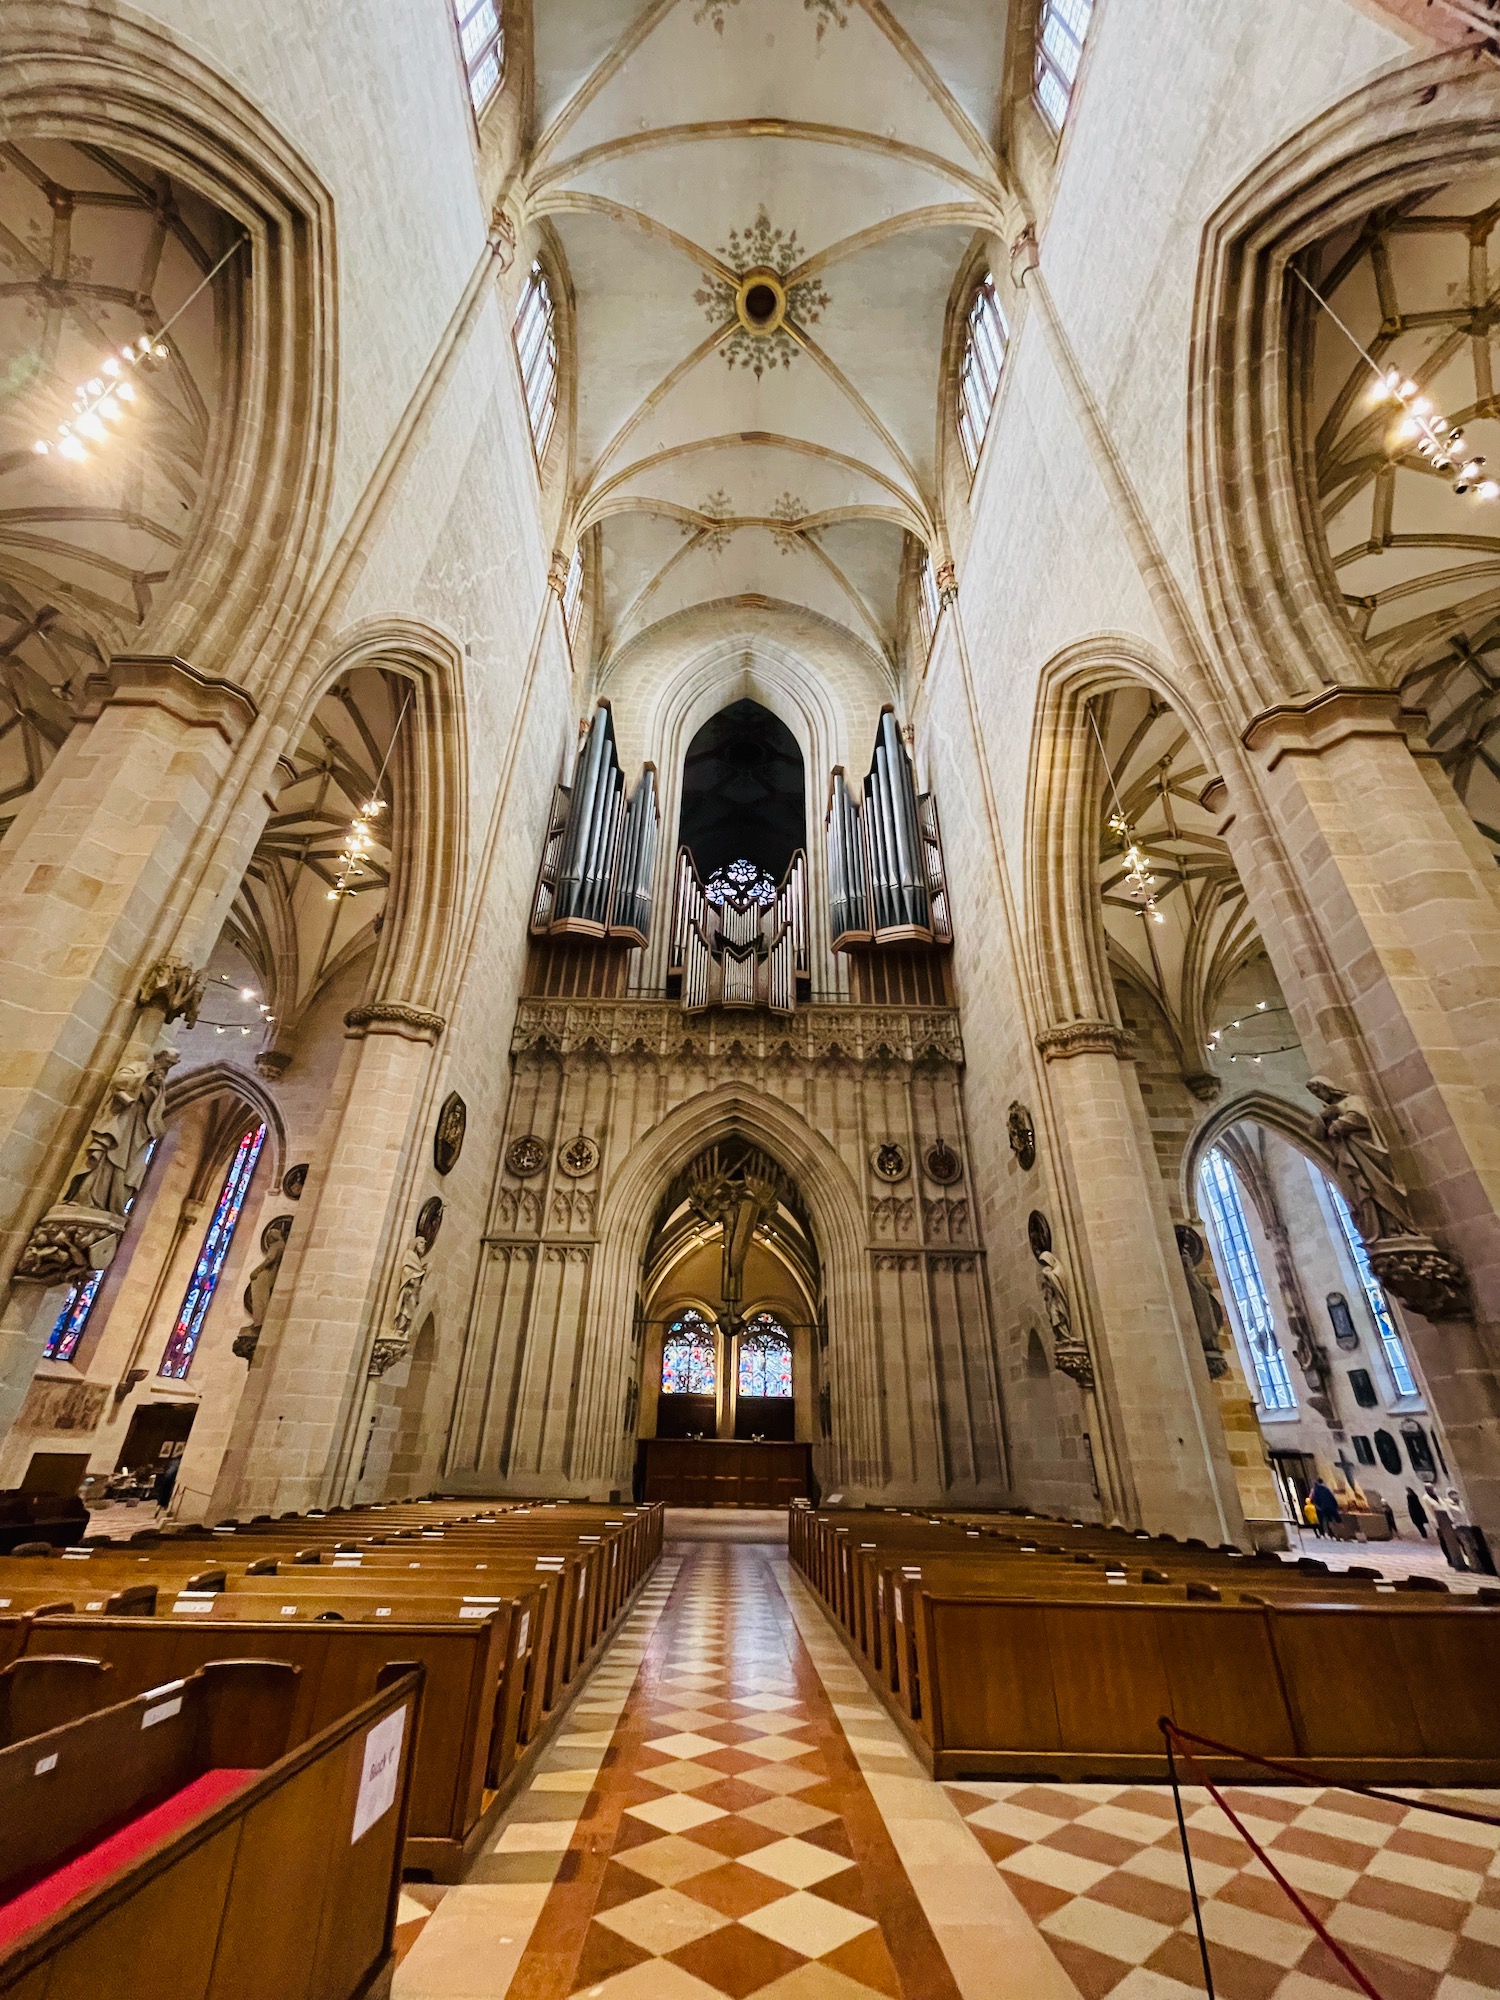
1308;1075;1471;1319
136;956;205;1028
17;1049;178;1283
1306;1077;1416;1242
233;1215;293;1362
64;1050;177;1219
392;1242;430;1341
1036;1248;1094;1393
1175;1223;1229;1380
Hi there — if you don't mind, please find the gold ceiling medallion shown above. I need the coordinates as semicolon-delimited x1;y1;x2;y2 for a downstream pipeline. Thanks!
735;268;787;339
695;208;831;379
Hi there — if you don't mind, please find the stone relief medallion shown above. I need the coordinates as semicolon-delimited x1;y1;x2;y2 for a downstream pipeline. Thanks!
415;1196;445;1252
923;1141;963;1186
559;1135;601;1178
505;1135;547;1179
1006;1102;1036;1171
869;1141;909;1183
1027;1209;1053;1260
433;1091;467;1176
282;1163;309;1200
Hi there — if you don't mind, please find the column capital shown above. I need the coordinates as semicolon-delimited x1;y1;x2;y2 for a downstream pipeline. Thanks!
344;1002;446;1044
1241;683;1429;771
1035;1020;1135;1063
79;655;259;748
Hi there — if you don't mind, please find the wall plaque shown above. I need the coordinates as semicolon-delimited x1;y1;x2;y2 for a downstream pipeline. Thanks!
559;1135;601;1178
1006;1102;1036;1171
17;1379;108;1434
433;1092;467;1175
923;1141;963;1185
505;1135;547;1178
283;1163;308;1201
415;1196;445;1253
869;1142;908;1183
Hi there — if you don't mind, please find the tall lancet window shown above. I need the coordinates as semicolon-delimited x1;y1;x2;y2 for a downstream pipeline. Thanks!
957;274;1008;472
737;1313;793;1398
158;1124;266;1380
1199;1148;1296;1412
1320;1167;1420;1400
453;0;503;113
46;1140;159;1363
661;1310;717;1395
1035;0;1094;132
514;261;559;460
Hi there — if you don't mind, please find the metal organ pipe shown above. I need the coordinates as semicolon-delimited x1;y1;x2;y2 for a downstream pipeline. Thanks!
827;707;952;952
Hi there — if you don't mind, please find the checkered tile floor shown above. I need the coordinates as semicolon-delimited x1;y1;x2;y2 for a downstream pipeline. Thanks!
523;1539;939;1998
394;1530;1500;2000
944;1774;1500;1998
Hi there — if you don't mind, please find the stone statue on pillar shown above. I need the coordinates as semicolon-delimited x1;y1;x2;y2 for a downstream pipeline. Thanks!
1174;1224;1229;1380
1307;1076;1470;1320
368;1239;429;1379
233;1214;293;1362
16;1049;178;1283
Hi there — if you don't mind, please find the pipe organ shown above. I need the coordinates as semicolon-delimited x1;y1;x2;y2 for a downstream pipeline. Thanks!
826;707;951;951
670;853;809;1014
530;702;659;945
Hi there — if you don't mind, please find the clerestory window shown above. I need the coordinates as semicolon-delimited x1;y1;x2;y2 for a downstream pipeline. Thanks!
514;261;559;461
562;544;584;637
453;0;504;114
957;273;1009;473
918;550;941;649
1034;0;1094;133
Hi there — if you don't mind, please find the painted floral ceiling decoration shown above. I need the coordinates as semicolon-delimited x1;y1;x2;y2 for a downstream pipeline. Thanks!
527;0;1012;668
694;0;850;37
694;209;832;378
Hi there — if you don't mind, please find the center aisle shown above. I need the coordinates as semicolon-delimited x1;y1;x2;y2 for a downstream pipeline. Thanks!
395;1518;1067;2000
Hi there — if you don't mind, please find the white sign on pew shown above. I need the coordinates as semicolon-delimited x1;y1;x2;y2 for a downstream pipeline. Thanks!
352;1705;407;1844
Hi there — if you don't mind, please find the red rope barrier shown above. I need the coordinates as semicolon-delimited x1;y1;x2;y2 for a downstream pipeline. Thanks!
1163;1720;1500;1830
1162;1720;1385;1999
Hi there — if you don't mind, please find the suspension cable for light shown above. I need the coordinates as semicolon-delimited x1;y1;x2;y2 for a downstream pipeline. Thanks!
326;693;414;902
1087;705;1165;924
1291;263;1500;502
1204;999;1300;1065
32;235;248;463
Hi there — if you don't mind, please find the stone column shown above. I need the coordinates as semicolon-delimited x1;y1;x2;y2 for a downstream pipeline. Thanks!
211;1007;443;1517
0;659;254;1276
1217;687;1500;1536
1038;1022;1246;1544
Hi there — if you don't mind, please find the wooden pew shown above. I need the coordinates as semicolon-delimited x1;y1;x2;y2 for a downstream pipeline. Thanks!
0;1661;419;2000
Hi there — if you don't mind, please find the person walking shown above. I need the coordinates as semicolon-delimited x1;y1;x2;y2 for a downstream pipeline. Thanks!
1309;1478;1341;1536
1406;1487;1430;1539
1379;1496;1398;1541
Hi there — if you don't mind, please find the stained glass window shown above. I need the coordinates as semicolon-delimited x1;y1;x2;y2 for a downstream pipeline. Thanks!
957;273;1009;472
661;1310;716;1396
45;1138;159;1363
738;1313;793;1398
158;1123;266;1380
1199;1149;1297;1412
1321;1170;1420;1400
453;0;503;113
515;261;559;460
1034;0;1094;133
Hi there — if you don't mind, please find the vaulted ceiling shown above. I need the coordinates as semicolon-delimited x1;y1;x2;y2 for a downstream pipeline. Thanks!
1305;168;1500;859
523;0;1012;671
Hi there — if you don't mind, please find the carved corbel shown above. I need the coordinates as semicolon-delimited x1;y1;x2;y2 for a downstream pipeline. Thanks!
136;956;206;1028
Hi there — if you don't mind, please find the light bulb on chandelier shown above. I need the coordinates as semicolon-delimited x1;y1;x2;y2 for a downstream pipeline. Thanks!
31;237;246;464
